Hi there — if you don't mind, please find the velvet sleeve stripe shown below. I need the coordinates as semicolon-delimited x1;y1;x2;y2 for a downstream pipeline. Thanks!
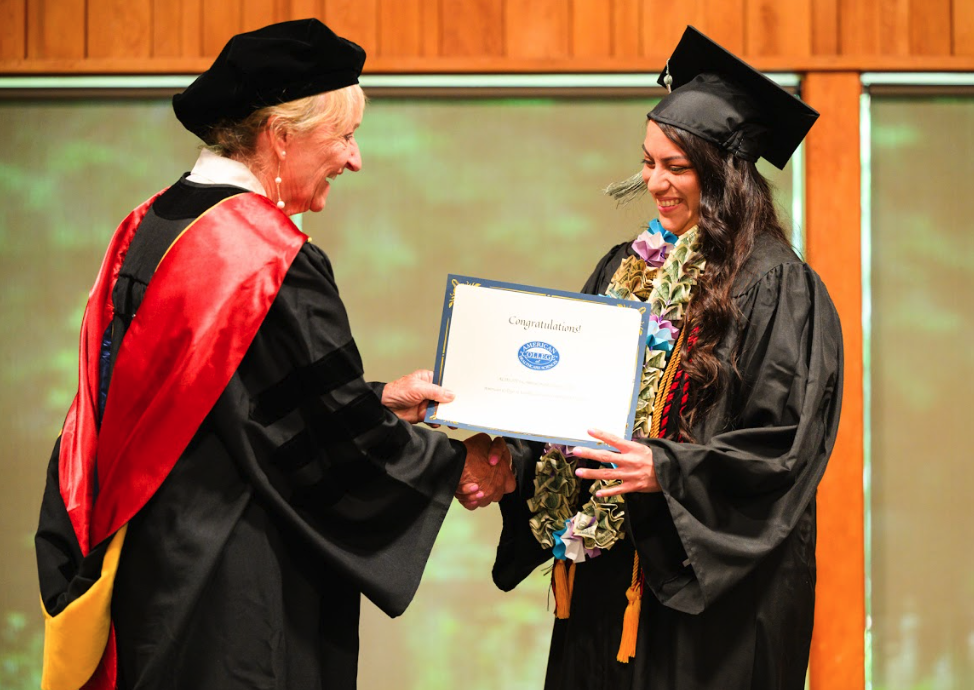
251;340;364;425
268;392;411;488
305;392;386;444
319;394;405;455
317;395;411;464
269;428;411;494
271;432;324;485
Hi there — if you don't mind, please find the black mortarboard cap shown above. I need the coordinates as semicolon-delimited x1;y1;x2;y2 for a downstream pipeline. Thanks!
173;19;366;141
648;26;818;170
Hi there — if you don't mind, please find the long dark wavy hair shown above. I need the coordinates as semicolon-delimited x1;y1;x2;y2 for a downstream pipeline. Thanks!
654;121;790;441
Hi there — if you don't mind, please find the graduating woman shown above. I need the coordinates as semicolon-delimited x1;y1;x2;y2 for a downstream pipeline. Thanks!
35;19;512;690
483;27;843;690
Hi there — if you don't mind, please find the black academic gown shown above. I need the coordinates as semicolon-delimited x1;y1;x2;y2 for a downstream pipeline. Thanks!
493;232;843;690
36;178;466;690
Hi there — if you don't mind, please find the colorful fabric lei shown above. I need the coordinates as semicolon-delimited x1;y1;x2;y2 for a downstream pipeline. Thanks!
528;219;706;561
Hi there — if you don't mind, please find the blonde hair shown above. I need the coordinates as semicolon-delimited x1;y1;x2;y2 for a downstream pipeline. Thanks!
204;84;366;158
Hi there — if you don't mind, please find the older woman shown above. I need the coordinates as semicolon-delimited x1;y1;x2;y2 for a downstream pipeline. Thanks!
35;19;512;690
487;27;843;690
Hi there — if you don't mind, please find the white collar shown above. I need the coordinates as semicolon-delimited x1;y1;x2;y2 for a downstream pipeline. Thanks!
186;149;267;197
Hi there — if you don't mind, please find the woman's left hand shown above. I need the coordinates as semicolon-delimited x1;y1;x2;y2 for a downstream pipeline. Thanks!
381;369;454;424
572;428;662;496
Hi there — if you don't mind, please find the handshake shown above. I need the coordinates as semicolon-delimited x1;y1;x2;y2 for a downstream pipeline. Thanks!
381;369;516;511
456;433;515;511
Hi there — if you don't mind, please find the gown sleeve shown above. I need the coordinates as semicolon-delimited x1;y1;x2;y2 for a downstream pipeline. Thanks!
492;437;551;590
625;260;843;614
212;242;467;618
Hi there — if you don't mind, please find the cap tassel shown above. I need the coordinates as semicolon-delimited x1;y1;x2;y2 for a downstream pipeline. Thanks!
552;560;576;619
616;552;643;663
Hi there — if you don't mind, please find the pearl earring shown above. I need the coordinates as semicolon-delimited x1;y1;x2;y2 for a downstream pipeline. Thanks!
275;153;286;210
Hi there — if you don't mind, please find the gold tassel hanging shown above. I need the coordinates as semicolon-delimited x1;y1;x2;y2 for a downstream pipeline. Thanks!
616;552;642;663
552;560;577;619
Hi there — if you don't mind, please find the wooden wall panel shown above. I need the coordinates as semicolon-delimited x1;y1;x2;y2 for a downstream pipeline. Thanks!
612;0;641;57
0;0;26;59
571;0;611;58
324;0;378;56
241;0;284;33
879;0;910;56
377;0;423;56
638;0;743;58
288;0;322;20
440;0;504;57
638;0;682;58
955;0;974;56
803;71;866;690
839;0;914;56
506;0;569;59
419;0;441;57
908;0;951;56
26;0;85;59
202;0;242;56
838;0;878;54
699;0;744;55
7;0;974;70
747;0;811;56
152;0;202;58
87;0;150;59
811;0;838;55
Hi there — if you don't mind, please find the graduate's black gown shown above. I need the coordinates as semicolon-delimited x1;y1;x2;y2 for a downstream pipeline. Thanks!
493;233;843;690
36;178;466;690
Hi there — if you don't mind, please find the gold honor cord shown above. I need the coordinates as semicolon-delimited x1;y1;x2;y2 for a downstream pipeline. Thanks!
618;321;690;663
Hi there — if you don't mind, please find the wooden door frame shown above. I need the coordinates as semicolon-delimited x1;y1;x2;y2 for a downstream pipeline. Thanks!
804;70;866;690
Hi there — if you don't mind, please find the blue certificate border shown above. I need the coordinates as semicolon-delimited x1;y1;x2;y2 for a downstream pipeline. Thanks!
424;274;651;449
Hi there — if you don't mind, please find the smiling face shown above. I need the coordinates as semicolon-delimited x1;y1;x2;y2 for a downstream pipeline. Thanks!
277;114;363;215
641;120;701;236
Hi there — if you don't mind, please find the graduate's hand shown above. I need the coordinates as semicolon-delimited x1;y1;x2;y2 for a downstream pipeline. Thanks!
382;369;454;424
456;434;515;510
571;428;661;496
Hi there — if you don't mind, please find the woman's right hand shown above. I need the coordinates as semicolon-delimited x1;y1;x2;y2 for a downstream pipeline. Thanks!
571;428;661;495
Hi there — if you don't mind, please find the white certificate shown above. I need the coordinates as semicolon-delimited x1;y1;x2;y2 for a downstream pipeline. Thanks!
425;275;649;449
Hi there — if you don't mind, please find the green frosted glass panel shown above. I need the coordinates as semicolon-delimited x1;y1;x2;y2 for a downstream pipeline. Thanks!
868;96;974;690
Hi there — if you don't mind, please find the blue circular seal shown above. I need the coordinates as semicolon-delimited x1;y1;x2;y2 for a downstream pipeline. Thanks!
518;341;560;371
